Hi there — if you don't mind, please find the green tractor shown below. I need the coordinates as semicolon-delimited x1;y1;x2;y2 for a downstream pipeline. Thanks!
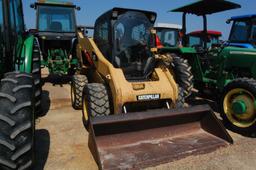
159;0;256;135
30;0;90;110
30;0;81;75
0;0;38;169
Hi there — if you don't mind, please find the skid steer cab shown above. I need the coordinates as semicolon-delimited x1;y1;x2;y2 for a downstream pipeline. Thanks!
30;0;81;75
73;7;233;169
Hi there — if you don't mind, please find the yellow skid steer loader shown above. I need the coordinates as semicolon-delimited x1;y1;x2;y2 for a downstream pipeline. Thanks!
73;8;233;169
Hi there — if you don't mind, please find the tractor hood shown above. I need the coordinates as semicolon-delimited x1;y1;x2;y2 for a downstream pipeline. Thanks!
217;46;256;72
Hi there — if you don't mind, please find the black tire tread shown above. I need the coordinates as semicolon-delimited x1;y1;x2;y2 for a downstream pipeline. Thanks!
176;87;185;108
0;72;35;170
170;53;194;97
82;83;111;129
84;83;111;117
32;39;42;115
71;75;88;109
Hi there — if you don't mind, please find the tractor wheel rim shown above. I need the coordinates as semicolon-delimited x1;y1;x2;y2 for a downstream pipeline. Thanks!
71;84;75;105
83;97;89;121
224;88;256;128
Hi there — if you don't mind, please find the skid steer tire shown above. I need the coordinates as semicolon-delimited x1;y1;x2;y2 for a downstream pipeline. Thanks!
0;72;35;170
170;54;193;97
71;75;88;110
32;40;42;115
82;83;111;129
221;78;256;135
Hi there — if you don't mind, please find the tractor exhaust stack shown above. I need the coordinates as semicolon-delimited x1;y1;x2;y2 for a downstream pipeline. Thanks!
88;105;233;169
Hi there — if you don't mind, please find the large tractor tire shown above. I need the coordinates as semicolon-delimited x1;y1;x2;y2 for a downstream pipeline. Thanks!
170;54;193;97
176;87;185;108
221;78;256;135
0;72;35;170
82;83;111;129
32;40;42;115
71;75;88;110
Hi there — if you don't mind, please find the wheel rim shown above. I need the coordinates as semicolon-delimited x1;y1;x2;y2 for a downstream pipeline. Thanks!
71;84;75;105
82;96;89;122
223;88;256;128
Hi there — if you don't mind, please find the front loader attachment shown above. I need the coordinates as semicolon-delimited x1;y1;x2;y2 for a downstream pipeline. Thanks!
88;105;233;169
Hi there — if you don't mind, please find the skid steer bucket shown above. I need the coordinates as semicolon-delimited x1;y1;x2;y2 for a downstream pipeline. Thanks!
88;105;233;169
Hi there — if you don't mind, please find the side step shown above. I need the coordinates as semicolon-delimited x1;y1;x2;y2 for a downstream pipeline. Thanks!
88;105;233;169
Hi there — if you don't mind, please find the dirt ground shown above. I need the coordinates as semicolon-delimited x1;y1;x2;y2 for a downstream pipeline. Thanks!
35;73;256;170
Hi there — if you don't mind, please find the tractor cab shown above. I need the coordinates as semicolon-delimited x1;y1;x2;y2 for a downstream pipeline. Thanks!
31;0;80;74
188;30;222;48
154;23;182;48
171;0;240;51
227;14;256;49
94;8;157;80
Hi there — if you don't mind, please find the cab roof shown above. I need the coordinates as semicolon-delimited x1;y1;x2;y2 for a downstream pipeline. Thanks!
188;30;222;36
155;23;182;30
35;0;75;8
171;0;241;16
230;14;256;20
96;7;157;24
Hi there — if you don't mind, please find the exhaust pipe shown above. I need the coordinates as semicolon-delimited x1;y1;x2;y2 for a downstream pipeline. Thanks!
88;105;233;169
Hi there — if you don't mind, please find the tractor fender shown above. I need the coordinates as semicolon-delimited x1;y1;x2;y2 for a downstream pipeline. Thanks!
19;35;35;73
179;47;197;54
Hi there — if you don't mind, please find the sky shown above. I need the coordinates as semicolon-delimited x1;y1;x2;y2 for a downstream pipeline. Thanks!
23;0;256;39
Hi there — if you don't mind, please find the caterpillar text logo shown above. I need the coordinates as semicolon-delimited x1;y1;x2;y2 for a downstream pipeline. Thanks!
137;94;160;101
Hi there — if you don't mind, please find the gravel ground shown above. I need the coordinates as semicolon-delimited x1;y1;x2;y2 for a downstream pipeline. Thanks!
35;73;256;170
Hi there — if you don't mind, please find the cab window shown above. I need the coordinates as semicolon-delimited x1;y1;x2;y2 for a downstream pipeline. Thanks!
230;21;250;42
38;6;76;32
13;0;24;33
9;0;16;31
157;29;179;47
0;0;3;32
189;36;201;46
0;0;3;44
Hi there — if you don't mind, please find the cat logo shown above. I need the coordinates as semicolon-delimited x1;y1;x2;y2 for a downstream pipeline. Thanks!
137;94;160;101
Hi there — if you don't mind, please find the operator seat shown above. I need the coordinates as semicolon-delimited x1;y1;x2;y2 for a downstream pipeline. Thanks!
50;22;62;32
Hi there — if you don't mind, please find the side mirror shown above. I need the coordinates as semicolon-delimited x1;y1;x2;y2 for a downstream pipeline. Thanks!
226;19;231;24
76;6;81;11
30;3;35;9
